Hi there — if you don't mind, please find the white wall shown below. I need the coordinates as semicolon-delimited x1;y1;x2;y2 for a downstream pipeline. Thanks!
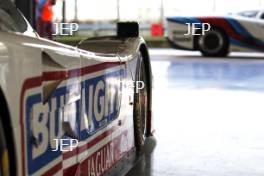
53;0;264;22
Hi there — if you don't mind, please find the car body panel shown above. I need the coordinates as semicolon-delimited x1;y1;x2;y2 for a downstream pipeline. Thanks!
0;1;152;175
0;29;151;175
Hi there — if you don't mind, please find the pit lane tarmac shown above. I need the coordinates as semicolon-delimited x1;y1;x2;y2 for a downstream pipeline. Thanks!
127;49;264;176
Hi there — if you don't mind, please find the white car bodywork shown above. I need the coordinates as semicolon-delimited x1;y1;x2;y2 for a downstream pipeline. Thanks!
166;10;264;53
0;1;153;175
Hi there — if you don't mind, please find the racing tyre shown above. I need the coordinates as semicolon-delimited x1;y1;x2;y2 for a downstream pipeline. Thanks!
197;28;229;57
133;54;148;151
0;118;10;176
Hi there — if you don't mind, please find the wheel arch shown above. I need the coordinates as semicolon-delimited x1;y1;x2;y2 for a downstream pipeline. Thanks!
139;44;153;136
0;88;17;176
193;25;230;51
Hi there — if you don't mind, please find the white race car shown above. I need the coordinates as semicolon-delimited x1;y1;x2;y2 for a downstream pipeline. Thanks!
0;0;153;175
166;10;264;56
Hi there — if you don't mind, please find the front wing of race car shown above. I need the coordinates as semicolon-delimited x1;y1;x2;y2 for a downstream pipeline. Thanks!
0;29;152;176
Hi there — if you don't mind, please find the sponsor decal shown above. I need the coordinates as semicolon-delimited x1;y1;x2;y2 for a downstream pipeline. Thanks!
24;68;124;175
86;141;115;175
79;130;132;176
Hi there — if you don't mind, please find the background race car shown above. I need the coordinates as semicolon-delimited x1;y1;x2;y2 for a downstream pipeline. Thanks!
166;10;264;56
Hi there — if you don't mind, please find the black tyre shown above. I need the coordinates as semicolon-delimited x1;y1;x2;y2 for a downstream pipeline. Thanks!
133;54;148;151
0;118;10;176
197;28;229;57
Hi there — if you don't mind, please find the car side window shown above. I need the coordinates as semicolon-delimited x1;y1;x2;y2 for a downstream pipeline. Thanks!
0;0;27;33
238;11;258;18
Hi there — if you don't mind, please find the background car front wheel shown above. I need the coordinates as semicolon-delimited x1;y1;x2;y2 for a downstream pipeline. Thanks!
133;55;148;151
0;118;10;176
197;28;229;57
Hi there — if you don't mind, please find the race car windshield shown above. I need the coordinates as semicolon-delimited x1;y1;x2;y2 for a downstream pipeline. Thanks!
0;0;27;33
237;10;258;18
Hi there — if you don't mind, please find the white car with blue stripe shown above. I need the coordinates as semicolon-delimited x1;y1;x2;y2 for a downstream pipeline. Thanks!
166;10;264;56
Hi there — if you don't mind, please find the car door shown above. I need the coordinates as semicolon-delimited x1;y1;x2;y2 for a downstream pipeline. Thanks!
236;17;264;50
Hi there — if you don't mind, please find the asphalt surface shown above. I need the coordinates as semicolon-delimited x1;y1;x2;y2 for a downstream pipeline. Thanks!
127;49;264;176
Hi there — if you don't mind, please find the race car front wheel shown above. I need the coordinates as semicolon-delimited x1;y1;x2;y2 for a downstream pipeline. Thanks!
133;54;148;151
197;28;229;57
0;118;10;176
